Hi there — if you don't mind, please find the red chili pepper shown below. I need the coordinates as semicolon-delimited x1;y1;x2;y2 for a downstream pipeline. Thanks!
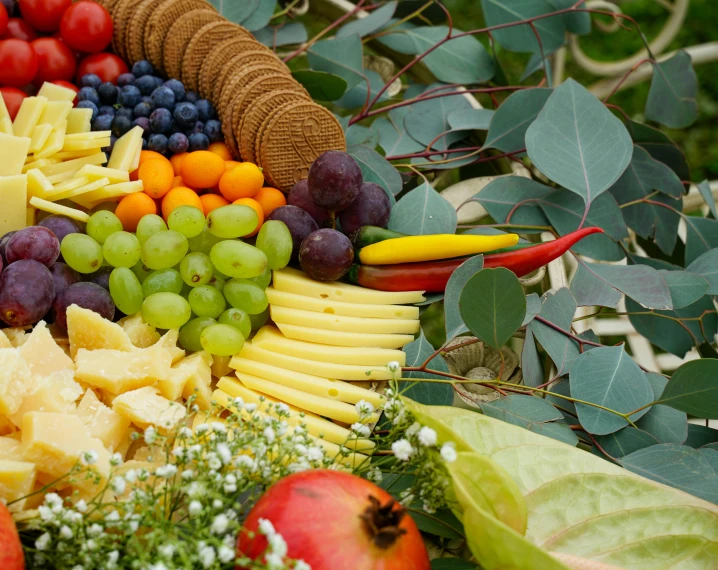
347;227;603;293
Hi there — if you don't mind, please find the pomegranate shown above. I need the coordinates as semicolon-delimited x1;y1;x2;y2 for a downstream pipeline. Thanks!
239;470;430;570
0;502;25;570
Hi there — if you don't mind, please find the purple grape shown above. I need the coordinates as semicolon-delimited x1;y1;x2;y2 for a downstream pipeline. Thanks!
267;205;319;261
0;231;16;265
299;229;354;282
49;262;81;295
37;215;83;243
338;182;392;235
85;266;113;291
5;227;60;267
307;151;362;212
0;260;55;326
287;179;330;227
53;282;115;332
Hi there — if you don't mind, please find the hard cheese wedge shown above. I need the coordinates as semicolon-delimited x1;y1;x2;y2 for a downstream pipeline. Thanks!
270;305;420;335
65;108;93;134
67;304;136;357
107;126;143;172
0;133;31;176
12;96;47;138
77;165;130;184
26;169;54;200
0;93;13;135
0;175;28;235
38;82;78;103
38;101;72;128
253;325;406;366
45;177;110;202
40;152;107;176
276;322;414;349
76;388;130;451
273;268;426;305
265;287;419;320
74;346;172;394
0;459;37;511
233;343;394;381
29;124;53;153
29;197;89;222
72;180;143;208
112;386;186;431
17;321;74;376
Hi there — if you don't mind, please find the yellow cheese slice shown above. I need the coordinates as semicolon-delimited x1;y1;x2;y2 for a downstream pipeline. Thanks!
73;180;144;208
64;131;112;141
13;96;48;138
75;346;172;394
35;120;67;159
29;197;89;222
26;206;36;226
231;355;385;407
45;177;109;202
40;152;107;176
38;82;77;102
0;175;28;235
26;168;54;200
0;459;37;511
265;287;420;320
270;305;420;335
51;175;91;194
76;388;130;451
273;267;426;305
253;325;407;366
0;93;13;135
29;124;54;153
77;164;131;184
46;171;75;184
108;126;144;172
276;322;414;349
65;108;93;134
112;386;186;431
38;101;72;128
66;304;136;357
22;158;60;174
53;148;102;161
0;133;32;176
62;138;111;152
233;342;394;381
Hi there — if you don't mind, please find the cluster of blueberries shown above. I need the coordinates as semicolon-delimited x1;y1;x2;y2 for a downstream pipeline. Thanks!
77;60;222;156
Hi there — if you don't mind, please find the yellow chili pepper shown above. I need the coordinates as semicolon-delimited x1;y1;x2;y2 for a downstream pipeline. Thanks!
358;233;520;265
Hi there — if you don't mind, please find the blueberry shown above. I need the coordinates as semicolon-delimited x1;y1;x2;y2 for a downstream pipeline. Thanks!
118;85;142;108
151;86;176;111
77;87;100;106
98;82;119;105
204;120;222;142
163;79;185;103
77;101;99;121
132;60;154;78
98;105;116;117
191;121;204;134
149;108;173;134
115;107;134;121
141;138;148;150
112;115;133;137
168;132;189;154
81;74;102;89
184;91;199;104
135;75;156;96
151;76;165;90
132;117;150;136
148;134;169;154
118;73;136;87
133;101;153;118
195;99;216;122
92;114;114;132
173;102;198;128
188;132;210;152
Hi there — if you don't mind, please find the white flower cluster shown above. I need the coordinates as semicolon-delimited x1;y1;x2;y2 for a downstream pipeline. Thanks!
252;518;311;570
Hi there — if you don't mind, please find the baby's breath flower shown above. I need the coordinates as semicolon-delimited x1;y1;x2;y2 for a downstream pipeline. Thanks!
158;544;176;559
111;476;127;495
148;563;168;570
188;500;202;516
440;442;458;463
367;467;383;483
182;469;194;480
172;446;185;459
263;426;276;443
212;498;223;509
295;561;311;570
156;464;177;479
144;426;157;444
81;450;98;465
87;523;103;536
233;396;245;409
258;518;276;537
179;426;193;438
306;446;324;462
75;499;87;513
355;400;375;419
387;360;401;374
210;514;229;535
107;551;120;566
418;426;437;447
218;544;235;563
268;533;288;557
245;403;257;413
124;469;137;483
405;422;421;437
195;424;209;435
198;544;216;568
59;525;73;539
35;532;51;551
110;452;123;466
216;442;232;464
351;422;371;438
392;439;414;461
266;552;285;570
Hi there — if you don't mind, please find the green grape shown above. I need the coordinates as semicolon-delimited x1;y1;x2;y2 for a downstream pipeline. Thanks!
132;260;153;283
200;324;245;356
142;269;183;297
179;317;217;352
249;307;270;331
223;278;268;314
180;282;193;298
207;273;226;293
168;206;205;238
250;265;271;289
136;214;168;244
210;240;267;279
86;210;123;245
218;308;251;338
187;226;223;255
103;231;141;268
255;220;292;270
141;230;189;270
207;205;258;238
60;234;103;274
109;267;143;315
188;285;226;319
179;252;213;287
142;292;191;329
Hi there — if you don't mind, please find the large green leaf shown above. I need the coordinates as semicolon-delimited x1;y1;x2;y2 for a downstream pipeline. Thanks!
448;109;494;131
525;79;633;207
240;0;276;31
444;256;484;340
685;424;718;448
528;288;580;375
481;0;566;53
404;90;473;152
253;22;307;48
594;427;658;458
645;50;698;129
401;331;453;406
388;180;457;235
570;262;621;308
292;70;347;101
687;248;718;295
684;216;718;266
307;35;364;90
471;176;551;228
521;328;543;388
636;373;688;444
658;270;709;309
659;359;718;419
374;109;425;158
405;400;718;568
459;268;526;349
546;0;591;34
483;88;552;153
335;70;391;109
348;144;402;198
337;2;397;38
569;346;654;435
627;119;690;181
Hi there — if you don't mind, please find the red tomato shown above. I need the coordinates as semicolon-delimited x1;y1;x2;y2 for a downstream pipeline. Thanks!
0;39;38;87
76;52;127;85
0;86;28;120
31;37;76;85
50;79;78;104
0;4;8;37
0;17;37;40
60;1;112;53
18;0;72;32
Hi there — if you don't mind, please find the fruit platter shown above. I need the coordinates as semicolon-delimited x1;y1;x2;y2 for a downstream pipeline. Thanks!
1;0;717;569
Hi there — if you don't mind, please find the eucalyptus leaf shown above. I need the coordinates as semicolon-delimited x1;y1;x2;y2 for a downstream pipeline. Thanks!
292;70;347;101
388;180;457;235
594;427;658;458
337;2;397;38
481;0;566;53
570;261;621;308
521;328;543;388
411;507;465;539
344;124;378;148
525;79;633;206
686;248;718;294
546;0;591;34
471;176;552;229
529;288;580;375
445;256;484;340
520;51;552;83
627;120;691;182
404;90;473;151
253;22;307;48
348;144;402;199
569;346;654;435
658;270;708;309
459;268;526;349
684;216;718;266
307;35;364;90
448;109;495;131
697;180;718;218
402;331;453;405
373;109;425;157
522;293;541;326
207;0;263;24
636;373;688;444
685;424;718;448
659;359;718;419
645;50;698;129
335;70;391;109
239;0;276;31
531;421;579;446
483;88;552;153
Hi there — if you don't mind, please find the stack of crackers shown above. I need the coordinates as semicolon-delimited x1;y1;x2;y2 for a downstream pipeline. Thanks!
94;0;346;191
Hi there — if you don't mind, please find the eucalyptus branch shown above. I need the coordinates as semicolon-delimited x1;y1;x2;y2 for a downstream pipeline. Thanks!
271;0;302;20
364;1;434;42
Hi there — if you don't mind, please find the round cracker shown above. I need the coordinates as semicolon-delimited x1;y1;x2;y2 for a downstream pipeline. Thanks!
163;10;224;81
198;38;267;99
212;50;287;106
126;0;160;65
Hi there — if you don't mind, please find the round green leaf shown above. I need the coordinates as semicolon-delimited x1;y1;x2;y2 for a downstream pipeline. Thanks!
659;359;718;418
292;70;347;101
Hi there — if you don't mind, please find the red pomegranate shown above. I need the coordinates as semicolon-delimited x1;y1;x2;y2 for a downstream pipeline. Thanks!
238;470;430;570
0;502;25;570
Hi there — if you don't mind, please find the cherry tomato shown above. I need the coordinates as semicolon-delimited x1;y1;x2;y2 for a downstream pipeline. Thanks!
31;37;76;85
0;39;38;87
18;0;71;32
0;17;36;40
0;4;8;37
0;86;28;120
50;79;78;104
60;1;112;53
76;53;128;85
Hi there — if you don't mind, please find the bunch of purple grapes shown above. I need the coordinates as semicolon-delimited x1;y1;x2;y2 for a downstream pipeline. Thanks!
266;151;392;282
0;217;114;330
